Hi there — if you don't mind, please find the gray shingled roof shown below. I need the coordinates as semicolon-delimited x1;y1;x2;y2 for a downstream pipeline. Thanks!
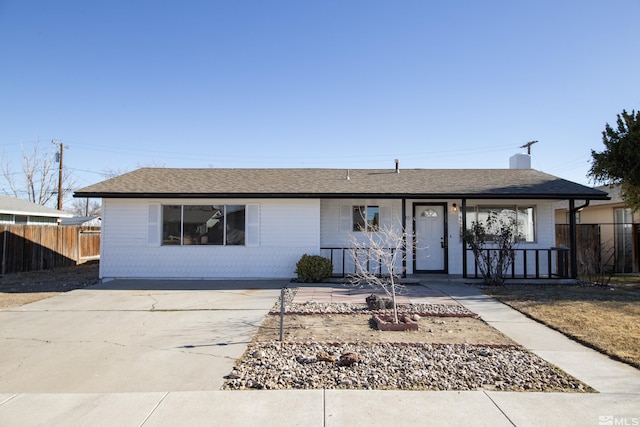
74;168;609;200
0;194;72;217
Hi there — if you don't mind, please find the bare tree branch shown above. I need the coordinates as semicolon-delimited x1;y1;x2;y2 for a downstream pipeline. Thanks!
348;224;408;323
70;198;101;217
464;211;519;286
102;161;166;179
1;142;76;208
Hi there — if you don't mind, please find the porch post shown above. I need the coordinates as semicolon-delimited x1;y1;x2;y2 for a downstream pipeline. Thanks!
569;199;577;279
462;198;467;278
401;198;407;278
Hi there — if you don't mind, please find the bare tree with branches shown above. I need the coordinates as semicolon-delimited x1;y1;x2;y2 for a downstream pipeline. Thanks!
348;224;408;324
69;198;101;217
465;211;519;286
2;142;76;208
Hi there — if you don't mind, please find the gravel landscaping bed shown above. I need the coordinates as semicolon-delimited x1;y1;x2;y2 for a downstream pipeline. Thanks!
270;287;477;317
223;341;593;392
231;289;594;393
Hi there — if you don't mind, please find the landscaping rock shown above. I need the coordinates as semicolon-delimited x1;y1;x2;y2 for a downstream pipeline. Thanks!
366;294;394;310
223;341;593;392
373;314;419;331
338;352;360;366
317;350;337;363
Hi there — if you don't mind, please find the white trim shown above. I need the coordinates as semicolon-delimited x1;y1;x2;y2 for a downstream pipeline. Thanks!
147;204;161;246
340;205;351;233
246;203;260;247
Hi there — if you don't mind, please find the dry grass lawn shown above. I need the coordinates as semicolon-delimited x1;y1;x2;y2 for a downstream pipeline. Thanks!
484;276;640;369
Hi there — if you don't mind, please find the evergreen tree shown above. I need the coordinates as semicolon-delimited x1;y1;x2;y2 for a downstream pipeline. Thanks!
589;108;640;211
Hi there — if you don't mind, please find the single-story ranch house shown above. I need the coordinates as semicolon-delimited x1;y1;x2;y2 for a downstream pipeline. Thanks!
0;194;72;225
74;156;608;281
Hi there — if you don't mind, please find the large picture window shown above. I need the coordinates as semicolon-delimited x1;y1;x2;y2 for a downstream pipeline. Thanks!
162;205;245;246
464;205;535;242
353;205;379;232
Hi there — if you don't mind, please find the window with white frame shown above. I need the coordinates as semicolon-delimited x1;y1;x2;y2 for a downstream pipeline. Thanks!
162;205;245;246
353;205;379;232
464;205;536;242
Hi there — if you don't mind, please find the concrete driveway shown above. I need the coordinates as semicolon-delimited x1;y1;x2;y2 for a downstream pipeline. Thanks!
0;279;284;393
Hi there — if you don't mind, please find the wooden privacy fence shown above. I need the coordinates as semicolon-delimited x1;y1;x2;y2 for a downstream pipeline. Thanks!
0;225;100;275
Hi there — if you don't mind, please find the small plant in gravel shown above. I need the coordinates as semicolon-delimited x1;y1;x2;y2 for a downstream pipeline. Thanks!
294;254;333;283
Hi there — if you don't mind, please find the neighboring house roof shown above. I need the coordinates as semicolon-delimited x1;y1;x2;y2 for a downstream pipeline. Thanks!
74;168;610;200
554;184;627;210
61;216;101;226
0;194;73;218
582;184;625;207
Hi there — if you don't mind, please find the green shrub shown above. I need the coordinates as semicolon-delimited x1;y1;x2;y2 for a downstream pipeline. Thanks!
294;254;333;283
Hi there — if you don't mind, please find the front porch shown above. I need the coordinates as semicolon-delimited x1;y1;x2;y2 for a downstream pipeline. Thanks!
321;246;574;280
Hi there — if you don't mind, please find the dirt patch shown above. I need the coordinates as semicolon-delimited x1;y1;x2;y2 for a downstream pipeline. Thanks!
254;313;515;345
0;261;99;309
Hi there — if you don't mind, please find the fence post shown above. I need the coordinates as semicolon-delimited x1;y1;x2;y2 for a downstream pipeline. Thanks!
77;227;82;264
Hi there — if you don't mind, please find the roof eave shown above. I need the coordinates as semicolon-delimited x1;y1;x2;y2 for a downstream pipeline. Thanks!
0;209;73;218
74;191;611;201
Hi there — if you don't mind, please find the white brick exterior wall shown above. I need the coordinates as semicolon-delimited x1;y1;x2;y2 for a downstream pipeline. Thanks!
99;197;557;279
100;198;320;279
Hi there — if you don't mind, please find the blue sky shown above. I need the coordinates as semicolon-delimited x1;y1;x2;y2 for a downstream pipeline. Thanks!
1;1;639;207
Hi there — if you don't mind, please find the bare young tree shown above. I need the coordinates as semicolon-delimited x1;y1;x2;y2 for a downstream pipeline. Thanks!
2;142;76;208
348;224;407;324
70;198;101;217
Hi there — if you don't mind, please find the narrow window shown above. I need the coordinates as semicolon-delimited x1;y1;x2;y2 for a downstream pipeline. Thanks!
225;205;246;245
162;205;182;245
353;205;379;232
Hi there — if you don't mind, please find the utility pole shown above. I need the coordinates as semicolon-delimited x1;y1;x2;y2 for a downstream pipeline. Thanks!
520;140;538;155
52;140;68;211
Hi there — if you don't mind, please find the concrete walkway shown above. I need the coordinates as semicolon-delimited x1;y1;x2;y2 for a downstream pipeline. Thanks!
294;283;460;305
0;279;638;426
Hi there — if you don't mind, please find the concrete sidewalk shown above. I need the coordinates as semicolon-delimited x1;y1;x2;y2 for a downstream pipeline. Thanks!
3;389;638;426
427;281;640;395
0;279;639;426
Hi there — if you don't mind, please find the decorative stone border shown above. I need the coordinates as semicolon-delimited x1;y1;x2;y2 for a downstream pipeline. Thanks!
372;314;419;331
